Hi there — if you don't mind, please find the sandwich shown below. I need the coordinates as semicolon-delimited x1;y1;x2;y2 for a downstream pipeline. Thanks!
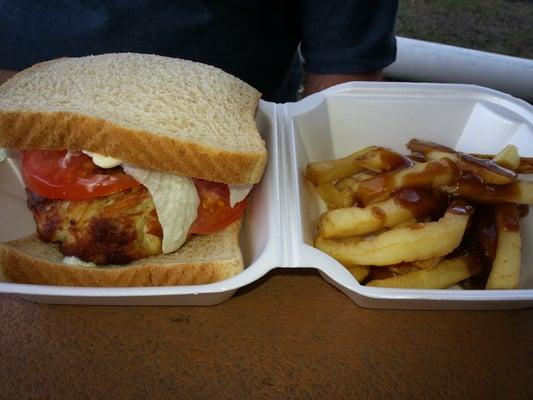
0;53;267;287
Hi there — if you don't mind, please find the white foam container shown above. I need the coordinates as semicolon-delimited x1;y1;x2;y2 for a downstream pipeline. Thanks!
1;82;532;309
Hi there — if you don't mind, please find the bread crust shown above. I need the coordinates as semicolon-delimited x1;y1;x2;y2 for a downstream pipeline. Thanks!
0;53;267;184
0;220;244;287
0;110;266;184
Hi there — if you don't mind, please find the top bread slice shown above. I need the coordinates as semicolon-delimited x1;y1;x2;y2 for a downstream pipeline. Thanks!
0;53;267;184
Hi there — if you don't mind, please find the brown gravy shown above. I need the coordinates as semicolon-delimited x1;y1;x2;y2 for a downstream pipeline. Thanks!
351;140;530;289
496;203;520;232
378;148;414;171
355;158;459;206
447;199;475;216
407;138;516;182
393;187;447;218
454;174;521;202
407;138;455;154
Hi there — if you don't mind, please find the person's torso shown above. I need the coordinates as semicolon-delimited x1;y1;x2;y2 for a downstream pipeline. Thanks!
0;0;301;101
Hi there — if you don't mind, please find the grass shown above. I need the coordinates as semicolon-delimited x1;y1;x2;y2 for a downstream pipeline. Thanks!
396;0;533;59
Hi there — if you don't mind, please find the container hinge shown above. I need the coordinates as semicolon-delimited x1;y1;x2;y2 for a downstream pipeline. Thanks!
275;103;295;267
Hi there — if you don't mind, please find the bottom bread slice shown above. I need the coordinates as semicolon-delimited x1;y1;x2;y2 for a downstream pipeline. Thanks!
0;219;243;287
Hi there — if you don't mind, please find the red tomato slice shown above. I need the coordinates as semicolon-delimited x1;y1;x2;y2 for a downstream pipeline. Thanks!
21;150;140;200
22;150;247;234
190;179;247;235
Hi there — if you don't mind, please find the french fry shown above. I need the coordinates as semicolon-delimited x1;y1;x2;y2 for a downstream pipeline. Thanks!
486;204;522;289
315;183;354;209
407;139;516;185
412;257;442;269
346;266;371;282
318;188;443;238
334;173;376;205
440;178;533;205
388;263;420;276
314;236;362;268
367;255;481;289
459;153;516;185
314;201;472;266
335;177;358;191
349;158;460;205
319;198;412;238
308;139;530;291
391;218;419;228
384;257;443;276
335;171;376;191
493;145;520;171
469;152;533;173
351;147;413;173
305;146;377;185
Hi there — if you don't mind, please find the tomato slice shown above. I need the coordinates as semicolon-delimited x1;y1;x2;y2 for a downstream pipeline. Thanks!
190;179;247;234
22;150;247;234
21;150;140;200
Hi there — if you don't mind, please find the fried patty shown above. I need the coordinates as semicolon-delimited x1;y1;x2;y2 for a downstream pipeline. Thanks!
27;187;163;265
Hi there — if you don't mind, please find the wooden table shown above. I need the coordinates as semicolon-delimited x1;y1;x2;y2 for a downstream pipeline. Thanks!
1;269;531;399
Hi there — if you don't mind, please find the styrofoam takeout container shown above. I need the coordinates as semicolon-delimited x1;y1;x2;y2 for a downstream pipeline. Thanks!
1;82;532;309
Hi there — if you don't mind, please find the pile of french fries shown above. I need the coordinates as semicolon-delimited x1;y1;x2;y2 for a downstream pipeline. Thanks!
306;139;533;289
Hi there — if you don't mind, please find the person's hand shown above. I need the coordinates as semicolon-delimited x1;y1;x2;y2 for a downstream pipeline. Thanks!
0;70;17;85
303;71;383;97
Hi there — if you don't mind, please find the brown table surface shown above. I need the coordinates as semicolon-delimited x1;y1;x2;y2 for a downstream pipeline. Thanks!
1;268;532;399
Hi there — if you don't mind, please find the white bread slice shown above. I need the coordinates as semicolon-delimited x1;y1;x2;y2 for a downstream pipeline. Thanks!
0;220;243;287
0;53;266;184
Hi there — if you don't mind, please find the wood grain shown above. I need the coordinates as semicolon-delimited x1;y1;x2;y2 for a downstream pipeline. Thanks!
1;269;532;399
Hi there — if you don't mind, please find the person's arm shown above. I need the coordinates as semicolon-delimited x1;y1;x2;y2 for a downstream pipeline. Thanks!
303;71;383;97
0;70;17;85
299;0;398;96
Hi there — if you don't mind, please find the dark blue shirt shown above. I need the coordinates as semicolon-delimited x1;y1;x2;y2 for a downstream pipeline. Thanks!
0;0;398;102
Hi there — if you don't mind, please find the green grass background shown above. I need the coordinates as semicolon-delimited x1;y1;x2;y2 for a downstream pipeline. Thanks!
396;0;533;59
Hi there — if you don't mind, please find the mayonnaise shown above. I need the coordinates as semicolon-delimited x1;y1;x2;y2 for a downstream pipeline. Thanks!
81;150;122;168
63;256;96;267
